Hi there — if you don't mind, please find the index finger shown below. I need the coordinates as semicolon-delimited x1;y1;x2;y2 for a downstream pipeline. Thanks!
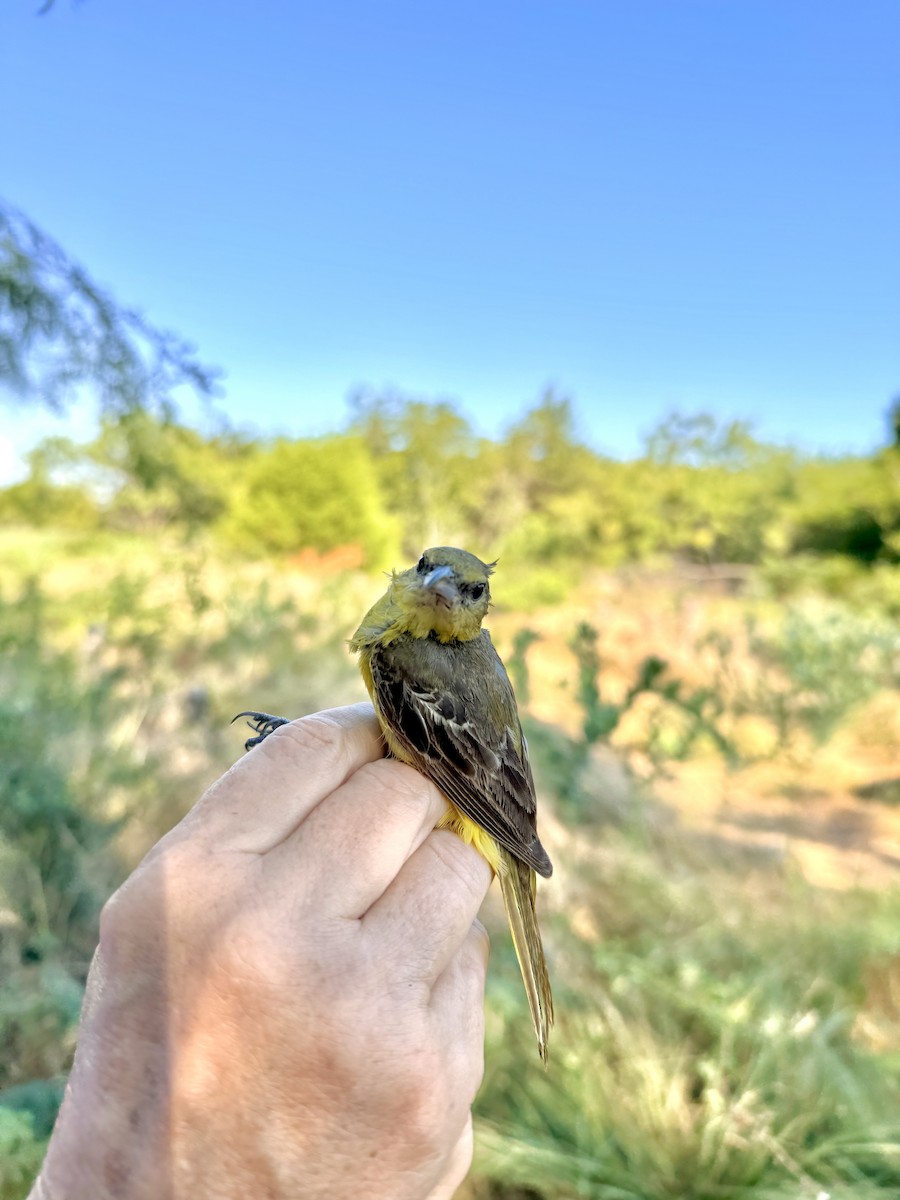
186;703;385;853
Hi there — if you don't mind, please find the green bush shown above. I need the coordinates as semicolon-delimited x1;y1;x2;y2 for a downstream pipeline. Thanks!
715;600;900;753
218;434;398;565
0;1107;48;1200
0;580;133;1102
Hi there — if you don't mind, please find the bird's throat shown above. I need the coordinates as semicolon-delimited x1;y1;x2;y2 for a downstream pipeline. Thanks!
396;601;481;643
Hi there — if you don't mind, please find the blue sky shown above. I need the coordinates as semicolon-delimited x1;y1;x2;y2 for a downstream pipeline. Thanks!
1;0;898;477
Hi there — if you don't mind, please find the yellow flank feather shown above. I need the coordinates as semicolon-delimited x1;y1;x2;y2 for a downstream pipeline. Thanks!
436;807;503;874
351;546;554;1062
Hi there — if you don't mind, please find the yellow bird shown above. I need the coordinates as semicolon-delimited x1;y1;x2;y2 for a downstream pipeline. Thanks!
348;546;554;1061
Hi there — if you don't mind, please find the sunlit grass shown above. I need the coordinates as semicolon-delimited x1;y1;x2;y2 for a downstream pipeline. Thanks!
472;813;900;1199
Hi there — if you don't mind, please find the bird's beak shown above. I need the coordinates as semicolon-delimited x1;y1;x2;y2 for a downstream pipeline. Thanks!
421;565;458;605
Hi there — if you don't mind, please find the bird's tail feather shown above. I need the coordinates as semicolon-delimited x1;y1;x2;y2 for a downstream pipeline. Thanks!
498;847;554;1063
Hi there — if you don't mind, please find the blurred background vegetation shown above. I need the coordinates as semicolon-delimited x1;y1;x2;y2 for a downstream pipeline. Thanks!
2;205;900;1198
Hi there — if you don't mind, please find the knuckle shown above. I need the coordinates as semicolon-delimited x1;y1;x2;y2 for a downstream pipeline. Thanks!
100;835;215;948
465;920;491;973
218;917;284;991
426;830;492;899
320;701;380;733
354;759;442;816
279;713;346;758
158;838;215;909
471;917;491;954
97;874;158;961
98;850;161;940
454;943;489;1002
380;1043;446;1130
98;885;129;946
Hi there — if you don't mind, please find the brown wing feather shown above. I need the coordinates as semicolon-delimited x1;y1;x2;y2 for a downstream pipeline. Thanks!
369;634;552;878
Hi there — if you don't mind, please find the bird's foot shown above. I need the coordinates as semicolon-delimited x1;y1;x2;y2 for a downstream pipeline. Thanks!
232;710;291;751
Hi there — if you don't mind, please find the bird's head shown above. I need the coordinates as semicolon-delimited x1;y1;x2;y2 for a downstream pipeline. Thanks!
394;546;495;642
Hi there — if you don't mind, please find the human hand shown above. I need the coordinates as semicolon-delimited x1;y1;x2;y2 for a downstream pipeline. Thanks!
32;703;492;1200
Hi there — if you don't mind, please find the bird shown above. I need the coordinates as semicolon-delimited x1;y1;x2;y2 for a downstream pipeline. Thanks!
349;546;554;1061
236;546;554;1061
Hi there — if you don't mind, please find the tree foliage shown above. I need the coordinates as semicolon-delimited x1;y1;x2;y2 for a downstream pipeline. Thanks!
3;394;900;579
347;390;478;555
219;433;399;565
0;202;218;417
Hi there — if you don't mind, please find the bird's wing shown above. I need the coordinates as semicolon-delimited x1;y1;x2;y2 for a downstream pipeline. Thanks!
369;637;552;878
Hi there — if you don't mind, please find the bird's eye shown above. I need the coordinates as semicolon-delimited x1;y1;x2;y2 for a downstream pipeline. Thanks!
416;556;428;574
471;582;485;600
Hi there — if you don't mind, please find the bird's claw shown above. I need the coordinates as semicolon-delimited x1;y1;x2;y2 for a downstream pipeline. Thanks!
232;710;291;751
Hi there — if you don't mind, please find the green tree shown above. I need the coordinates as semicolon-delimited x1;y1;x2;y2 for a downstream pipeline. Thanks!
636;412;796;563
479;393;606;560
643;411;759;468
87;412;248;532
888;394;900;449
219;433;398;565
787;455;900;562
0;438;98;529
0;415;249;535
500;392;597;506
348;391;478;555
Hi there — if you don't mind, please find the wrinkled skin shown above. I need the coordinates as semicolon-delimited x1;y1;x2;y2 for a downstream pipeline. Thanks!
32;704;491;1200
